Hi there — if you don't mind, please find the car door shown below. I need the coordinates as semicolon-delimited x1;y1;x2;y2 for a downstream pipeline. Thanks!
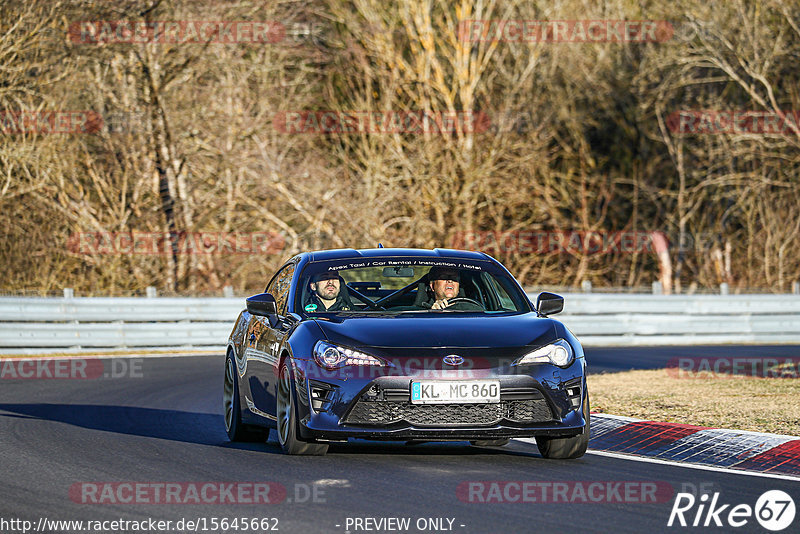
245;262;296;420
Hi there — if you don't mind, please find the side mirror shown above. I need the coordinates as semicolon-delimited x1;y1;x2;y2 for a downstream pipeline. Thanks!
246;293;278;317
536;292;564;316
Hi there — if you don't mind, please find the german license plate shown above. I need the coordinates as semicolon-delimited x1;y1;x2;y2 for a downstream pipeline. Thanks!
410;380;500;404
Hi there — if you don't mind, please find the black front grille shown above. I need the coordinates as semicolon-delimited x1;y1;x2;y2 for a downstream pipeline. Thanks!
343;398;553;426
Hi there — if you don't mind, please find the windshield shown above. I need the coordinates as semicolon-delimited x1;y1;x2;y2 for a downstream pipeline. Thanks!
295;257;531;315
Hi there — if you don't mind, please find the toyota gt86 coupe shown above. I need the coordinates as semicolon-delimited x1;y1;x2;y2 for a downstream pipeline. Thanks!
224;248;589;457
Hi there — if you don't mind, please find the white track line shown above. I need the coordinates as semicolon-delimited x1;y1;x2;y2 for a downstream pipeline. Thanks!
514;437;800;482
586;450;800;482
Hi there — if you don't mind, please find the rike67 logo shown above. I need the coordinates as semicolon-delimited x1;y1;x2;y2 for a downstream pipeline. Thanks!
668;490;795;531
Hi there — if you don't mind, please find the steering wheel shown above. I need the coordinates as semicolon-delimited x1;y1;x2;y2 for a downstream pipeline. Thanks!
443;297;484;309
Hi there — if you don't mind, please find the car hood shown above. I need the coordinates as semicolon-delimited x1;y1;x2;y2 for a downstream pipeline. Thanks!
311;313;557;349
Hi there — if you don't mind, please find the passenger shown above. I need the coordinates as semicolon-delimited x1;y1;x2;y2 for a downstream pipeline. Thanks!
305;272;352;312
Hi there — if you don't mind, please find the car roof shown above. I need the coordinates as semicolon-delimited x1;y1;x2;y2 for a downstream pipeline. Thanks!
302;247;492;263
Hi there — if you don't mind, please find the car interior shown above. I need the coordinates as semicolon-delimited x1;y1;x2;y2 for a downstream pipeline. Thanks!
299;268;514;312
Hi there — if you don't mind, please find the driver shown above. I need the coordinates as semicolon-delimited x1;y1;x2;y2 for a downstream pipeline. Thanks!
305;272;352;312
419;267;482;310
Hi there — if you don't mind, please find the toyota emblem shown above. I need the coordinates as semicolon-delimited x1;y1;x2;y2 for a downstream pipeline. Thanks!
443;354;464;366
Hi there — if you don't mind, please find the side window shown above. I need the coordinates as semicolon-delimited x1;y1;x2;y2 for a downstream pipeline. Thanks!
266;263;296;315
265;272;280;298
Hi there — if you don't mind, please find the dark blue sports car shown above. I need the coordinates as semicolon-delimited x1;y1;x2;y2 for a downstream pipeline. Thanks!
224;248;589;457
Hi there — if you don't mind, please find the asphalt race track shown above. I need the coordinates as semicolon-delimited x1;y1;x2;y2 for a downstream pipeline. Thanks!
1;353;798;534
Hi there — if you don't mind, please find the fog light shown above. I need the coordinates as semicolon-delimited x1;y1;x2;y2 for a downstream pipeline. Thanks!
565;385;581;408
309;381;334;412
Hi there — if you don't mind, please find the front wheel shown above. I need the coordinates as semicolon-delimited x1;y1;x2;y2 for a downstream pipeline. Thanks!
536;394;590;459
277;362;328;455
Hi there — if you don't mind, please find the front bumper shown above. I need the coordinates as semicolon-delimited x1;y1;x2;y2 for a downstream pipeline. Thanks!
291;357;587;442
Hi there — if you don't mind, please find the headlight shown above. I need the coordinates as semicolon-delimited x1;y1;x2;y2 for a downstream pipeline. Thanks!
514;339;574;367
313;341;385;370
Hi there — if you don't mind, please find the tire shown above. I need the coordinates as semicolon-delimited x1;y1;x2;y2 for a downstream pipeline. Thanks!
277;362;328;455
470;439;510;447
536;393;590;459
224;354;267;442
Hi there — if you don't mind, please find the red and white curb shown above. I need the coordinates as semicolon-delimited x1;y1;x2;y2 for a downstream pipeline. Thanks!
588;413;800;476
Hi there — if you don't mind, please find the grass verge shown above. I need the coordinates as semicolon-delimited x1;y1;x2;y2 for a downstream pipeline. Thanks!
588;369;800;436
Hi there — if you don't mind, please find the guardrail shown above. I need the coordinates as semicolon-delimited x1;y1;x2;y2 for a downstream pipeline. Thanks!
0;293;799;352
0;297;238;352
558;294;800;346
